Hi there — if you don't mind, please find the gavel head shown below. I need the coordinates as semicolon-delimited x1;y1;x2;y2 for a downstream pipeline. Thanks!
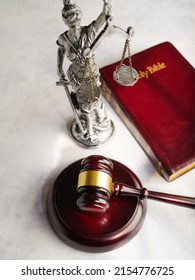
76;155;114;214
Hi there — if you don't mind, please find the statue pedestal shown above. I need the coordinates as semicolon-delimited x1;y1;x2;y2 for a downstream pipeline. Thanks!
70;118;114;148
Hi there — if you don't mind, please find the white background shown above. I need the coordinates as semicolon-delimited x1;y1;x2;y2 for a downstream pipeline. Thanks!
0;0;195;260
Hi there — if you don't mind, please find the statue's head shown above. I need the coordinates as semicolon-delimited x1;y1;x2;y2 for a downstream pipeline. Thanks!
62;0;82;27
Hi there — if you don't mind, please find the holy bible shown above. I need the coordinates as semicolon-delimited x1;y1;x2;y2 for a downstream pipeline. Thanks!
100;42;195;181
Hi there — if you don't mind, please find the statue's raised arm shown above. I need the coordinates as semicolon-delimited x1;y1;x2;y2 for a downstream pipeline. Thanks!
92;0;113;31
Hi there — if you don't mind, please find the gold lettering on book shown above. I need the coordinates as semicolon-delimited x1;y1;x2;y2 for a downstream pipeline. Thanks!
138;62;166;79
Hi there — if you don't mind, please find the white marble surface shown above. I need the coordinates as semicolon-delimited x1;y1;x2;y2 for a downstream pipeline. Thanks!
0;0;195;260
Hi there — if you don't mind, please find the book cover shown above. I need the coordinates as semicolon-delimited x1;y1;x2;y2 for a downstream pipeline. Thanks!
100;42;195;181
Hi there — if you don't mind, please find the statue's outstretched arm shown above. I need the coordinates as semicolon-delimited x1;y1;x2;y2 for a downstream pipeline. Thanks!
93;0;113;31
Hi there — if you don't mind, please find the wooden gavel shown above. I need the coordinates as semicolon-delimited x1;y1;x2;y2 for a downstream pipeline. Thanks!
76;155;195;214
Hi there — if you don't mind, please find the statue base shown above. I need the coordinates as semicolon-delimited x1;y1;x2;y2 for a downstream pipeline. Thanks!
69;117;115;148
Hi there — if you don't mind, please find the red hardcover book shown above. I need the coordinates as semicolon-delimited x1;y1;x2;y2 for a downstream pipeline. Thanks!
100;42;195;181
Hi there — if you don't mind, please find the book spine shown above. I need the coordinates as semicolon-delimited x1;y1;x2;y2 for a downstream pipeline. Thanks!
100;78;171;181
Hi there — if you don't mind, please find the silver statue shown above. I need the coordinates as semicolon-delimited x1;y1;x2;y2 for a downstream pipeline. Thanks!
56;0;136;147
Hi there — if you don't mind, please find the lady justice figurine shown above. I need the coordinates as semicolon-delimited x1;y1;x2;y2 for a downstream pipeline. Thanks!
56;0;138;147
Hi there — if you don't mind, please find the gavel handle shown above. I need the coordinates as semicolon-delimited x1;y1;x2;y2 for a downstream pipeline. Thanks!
113;182;195;209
